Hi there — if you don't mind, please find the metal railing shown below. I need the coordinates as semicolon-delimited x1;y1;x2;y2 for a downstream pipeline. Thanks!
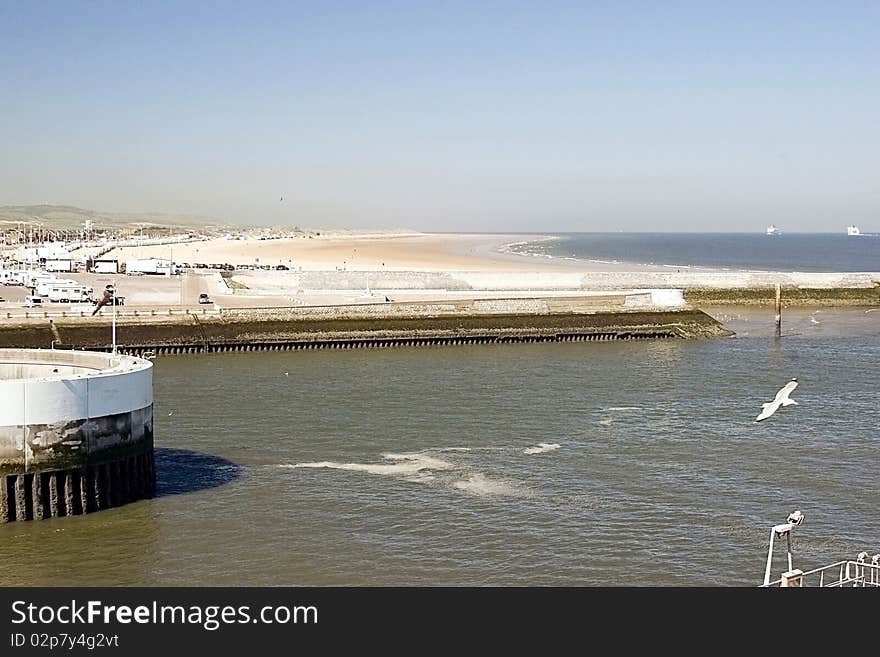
3;307;221;319
762;560;880;587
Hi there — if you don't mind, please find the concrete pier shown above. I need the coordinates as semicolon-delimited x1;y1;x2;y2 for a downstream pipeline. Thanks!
0;349;154;522
0;305;732;358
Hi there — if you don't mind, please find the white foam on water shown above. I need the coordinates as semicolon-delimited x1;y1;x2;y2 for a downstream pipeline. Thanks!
452;473;527;497
283;452;455;478
523;442;561;455
603;406;642;411
403;473;436;483
426;446;514;453
598;418;614;426
285;447;531;498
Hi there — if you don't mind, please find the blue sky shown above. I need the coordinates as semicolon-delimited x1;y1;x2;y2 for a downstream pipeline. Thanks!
1;1;878;231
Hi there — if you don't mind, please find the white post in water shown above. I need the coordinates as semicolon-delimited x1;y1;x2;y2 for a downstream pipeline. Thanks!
774;283;782;338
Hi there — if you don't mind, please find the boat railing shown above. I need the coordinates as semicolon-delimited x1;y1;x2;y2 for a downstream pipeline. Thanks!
762;559;880;587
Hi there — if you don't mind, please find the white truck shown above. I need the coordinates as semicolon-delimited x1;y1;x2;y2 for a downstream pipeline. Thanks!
9;270;44;287
125;258;177;276
45;259;74;273
47;284;93;303
93;259;120;274
36;278;78;296
3;270;33;286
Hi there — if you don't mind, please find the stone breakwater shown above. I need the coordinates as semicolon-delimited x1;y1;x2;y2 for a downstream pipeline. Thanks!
684;286;880;306
231;269;880;293
226;270;880;307
0;304;732;357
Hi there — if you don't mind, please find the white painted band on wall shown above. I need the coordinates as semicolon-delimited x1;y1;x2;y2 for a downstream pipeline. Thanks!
0;368;152;425
0;350;153;426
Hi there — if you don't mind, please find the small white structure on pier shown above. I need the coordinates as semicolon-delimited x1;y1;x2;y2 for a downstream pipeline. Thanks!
760;510;880;587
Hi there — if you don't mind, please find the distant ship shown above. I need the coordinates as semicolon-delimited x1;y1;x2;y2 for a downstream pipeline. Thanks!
847;225;861;236
766;225;781;236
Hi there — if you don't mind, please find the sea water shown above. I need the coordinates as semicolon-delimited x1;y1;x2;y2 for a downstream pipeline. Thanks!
505;233;879;272
1;307;877;586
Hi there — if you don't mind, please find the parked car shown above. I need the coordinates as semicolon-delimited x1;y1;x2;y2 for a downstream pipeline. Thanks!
198;293;212;304
23;295;43;308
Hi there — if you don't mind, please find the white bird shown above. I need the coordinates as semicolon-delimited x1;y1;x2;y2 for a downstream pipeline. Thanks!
284;372;289;376
810;316;820;325
755;378;798;422
168;411;174;416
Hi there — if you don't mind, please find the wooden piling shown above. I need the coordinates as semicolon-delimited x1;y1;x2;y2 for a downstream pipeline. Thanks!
775;283;782;338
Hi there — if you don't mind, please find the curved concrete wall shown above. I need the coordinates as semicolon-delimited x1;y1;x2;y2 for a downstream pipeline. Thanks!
0;349;155;522
0;349;153;472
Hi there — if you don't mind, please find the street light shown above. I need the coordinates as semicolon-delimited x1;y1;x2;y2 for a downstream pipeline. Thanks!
94;282;118;353
763;510;805;585
107;284;117;354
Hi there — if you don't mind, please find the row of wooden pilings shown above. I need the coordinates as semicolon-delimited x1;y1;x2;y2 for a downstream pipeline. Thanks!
112;331;678;357
1;449;155;523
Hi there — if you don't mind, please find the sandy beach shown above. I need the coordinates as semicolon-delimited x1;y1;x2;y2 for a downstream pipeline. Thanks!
100;233;557;272
100;232;679;273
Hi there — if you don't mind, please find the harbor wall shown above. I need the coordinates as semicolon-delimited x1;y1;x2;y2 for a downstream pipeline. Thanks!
0;307;733;357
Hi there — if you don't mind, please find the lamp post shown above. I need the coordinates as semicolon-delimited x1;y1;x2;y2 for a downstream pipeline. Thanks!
763;510;804;585
109;284;117;354
99;282;118;354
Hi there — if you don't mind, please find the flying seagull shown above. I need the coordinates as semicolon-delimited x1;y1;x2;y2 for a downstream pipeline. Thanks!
755;378;798;422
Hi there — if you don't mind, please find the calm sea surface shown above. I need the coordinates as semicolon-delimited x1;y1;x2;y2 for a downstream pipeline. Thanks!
507;233;879;272
1;308;877;586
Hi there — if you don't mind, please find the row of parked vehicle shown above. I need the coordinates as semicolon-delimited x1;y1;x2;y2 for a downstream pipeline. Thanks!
178;263;292;271
22;294;126;308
